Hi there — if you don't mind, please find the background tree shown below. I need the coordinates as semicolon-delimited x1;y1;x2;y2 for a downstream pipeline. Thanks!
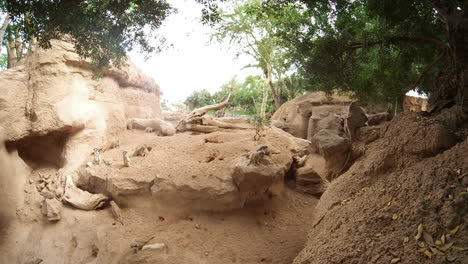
0;0;173;69
257;0;466;113
214;75;269;114
211;0;303;115
0;53;7;69
184;89;215;110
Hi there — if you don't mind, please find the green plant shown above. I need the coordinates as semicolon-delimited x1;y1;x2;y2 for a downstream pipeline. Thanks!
249;114;271;141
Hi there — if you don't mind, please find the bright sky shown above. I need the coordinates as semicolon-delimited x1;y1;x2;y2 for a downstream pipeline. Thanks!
129;0;259;104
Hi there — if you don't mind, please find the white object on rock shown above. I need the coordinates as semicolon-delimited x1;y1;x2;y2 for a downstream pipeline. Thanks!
63;175;108;210
142;243;167;252
41;198;62;221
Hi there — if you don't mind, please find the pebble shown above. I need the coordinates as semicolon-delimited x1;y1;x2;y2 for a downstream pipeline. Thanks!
141;243;167;252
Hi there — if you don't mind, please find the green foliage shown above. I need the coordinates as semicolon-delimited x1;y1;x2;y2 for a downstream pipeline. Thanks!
184;89;214;110
210;0;305;109
171;102;186;111
0;53;6;69
2;0;173;68
205;1;467;109
213;75;269;114
256;0;460;105
248;114;271;141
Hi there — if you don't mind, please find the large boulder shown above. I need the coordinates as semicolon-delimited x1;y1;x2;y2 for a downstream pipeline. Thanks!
232;147;293;204
313;129;351;181
0;40;162;174
272;92;352;141
40;198;62;222
403;95;428;112
344;102;368;140
294;156;328;197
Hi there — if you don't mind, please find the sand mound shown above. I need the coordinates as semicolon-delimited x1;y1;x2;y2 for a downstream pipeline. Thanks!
294;111;468;264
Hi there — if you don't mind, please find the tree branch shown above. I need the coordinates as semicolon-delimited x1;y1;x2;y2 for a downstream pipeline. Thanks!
345;36;448;51
0;13;10;53
409;49;447;92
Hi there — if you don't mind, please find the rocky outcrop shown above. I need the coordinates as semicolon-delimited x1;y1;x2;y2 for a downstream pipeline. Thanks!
127;117;176;136
0;40;161;174
293;112;465;264
294;157;328;197
76;165;155;197
403;95;428;112
232;147;293;204
313;129;351;181
40;198;62;222
272;91;352;141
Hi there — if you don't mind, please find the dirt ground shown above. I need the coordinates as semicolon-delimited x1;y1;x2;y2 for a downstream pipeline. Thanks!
294;112;468;264
0;129;318;264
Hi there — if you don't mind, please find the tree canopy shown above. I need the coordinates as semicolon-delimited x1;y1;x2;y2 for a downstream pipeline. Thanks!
267;0;466;111
0;0;173;68
205;0;467;112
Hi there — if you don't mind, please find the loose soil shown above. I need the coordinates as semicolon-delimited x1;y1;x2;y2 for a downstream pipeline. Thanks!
0;130;318;264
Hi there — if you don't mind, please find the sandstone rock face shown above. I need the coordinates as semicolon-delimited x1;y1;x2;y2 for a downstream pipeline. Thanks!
232;149;293;204
294;157;328;197
151;172;242;211
313;129;351;181
367;112;392;126
40;198;62;222
127;117;176;136
0;40;161;174
344;102;368;140
403;95;428;112
76;166;155;197
272;92;352;141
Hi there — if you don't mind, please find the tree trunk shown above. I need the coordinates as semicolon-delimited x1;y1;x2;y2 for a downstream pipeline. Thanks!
0;13;10;54
15;29;24;60
429;2;468;115
265;67;282;110
6;41;17;68
260;82;268;118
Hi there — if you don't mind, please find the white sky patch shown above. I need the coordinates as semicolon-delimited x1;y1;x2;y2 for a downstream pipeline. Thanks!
406;89;428;99
128;0;260;104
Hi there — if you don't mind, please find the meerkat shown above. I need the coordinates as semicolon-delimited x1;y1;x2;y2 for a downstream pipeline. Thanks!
248;145;270;166
122;151;131;167
93;148;102;165
133;146;149;157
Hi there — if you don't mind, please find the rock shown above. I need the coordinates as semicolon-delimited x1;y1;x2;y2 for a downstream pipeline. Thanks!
403;95;428;112
310;115;345;152
367;112;392;126
110;201;123;224
313;129;351;181
271;127;311;156
63;175;108;210
41;198;62;222
151;173;242;211
127;117;176;136
295;161;328;197
272;92;352;139
142;243;168;252
232;151;292;204
25;259;43;264
344;102;368;140
76;166;154;197
0;39;162;175
40;190;55;199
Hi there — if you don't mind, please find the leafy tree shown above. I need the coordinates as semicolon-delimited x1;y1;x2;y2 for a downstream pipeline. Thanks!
211;0;302;114
214;75;267;114
256;0;467;112
0;53;7;69
184;89;214;110
0;0;173;68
